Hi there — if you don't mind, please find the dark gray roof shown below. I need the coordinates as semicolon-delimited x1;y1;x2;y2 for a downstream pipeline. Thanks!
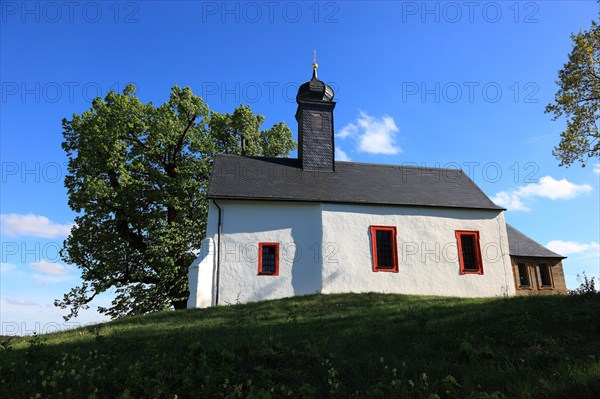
207;154;504;210
506;224;566;259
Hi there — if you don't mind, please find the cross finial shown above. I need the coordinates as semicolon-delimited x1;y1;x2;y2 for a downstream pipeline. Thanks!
312;50;318;79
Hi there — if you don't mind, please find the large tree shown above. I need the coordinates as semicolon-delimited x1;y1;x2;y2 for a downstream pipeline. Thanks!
57;84;295;320
546;17;600;167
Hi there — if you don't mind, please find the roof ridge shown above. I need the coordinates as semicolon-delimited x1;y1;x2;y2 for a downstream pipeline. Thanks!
335;160;465;172
215;153;297;163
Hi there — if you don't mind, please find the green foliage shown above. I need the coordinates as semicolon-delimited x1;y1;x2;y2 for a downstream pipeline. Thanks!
2;293;600;398
0;336;14;352
546;16;600;167
568;271;599;296
57;85;296;320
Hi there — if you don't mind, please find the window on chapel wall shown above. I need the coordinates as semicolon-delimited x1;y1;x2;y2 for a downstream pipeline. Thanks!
258;243;279;276
370;226;398;272
455;231;483;275
517;263;530;287
538;263;553;288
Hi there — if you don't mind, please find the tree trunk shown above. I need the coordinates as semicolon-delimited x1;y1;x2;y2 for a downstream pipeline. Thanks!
173;299;188;310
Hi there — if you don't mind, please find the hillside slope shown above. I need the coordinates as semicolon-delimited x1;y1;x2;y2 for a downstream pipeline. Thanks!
1;293;599;398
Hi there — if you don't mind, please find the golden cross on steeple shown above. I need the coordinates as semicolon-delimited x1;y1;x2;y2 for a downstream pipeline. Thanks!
312;50;318;79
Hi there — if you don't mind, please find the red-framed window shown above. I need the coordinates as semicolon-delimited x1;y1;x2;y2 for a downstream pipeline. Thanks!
370;226;399;272
258;243;279;276
455;230;484;275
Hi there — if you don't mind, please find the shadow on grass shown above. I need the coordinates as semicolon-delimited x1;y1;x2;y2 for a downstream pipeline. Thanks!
2;293;599;398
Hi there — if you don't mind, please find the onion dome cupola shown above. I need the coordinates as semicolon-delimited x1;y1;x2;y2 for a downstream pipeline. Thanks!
295;52;337;172
296;53;335;102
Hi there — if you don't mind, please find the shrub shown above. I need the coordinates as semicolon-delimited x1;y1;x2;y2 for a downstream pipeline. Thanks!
568;272;598;296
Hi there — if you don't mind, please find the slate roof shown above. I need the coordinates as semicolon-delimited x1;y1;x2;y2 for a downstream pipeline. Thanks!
506;224;566;259
207;154;504;211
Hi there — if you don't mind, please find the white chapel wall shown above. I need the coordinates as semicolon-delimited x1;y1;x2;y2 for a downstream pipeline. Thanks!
188;200;516;308
320;203;515;297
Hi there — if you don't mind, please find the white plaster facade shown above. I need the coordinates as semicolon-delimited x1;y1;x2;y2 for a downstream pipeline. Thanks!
187;200;516;308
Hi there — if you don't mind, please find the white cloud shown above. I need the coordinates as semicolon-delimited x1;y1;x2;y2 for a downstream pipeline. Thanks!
6;298;39;306
28;260;76;286
337;111;401;155
546;240;600;256
1;213;73;238
31;273;75;285
490;191;529;211
593;163;600;175
335;148;351;161
492;176;592;211
514;176;592;200
337;123;358;139
0;262;17;274
28;260;72;276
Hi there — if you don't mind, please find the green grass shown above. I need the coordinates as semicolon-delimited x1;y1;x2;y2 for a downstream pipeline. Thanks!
1;293;599;398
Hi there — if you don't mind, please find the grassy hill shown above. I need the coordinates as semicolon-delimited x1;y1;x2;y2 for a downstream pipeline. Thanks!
1;293;599;398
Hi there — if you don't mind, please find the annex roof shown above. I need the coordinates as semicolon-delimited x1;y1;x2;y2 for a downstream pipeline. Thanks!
506;224;566;259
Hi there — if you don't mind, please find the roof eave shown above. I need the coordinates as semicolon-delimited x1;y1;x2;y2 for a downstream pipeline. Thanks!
206;194;505;211
509;253;567;260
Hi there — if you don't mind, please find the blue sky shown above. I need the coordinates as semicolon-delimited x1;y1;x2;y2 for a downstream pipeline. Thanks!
1;1;599;334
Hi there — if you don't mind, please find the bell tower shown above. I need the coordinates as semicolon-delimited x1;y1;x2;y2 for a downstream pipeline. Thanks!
295;52;336;172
